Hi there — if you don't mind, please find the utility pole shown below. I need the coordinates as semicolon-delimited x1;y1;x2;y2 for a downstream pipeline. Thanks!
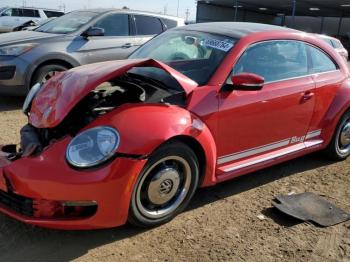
291;0;297;28
185;8;190;23
164;4;168;15
177;0;180;16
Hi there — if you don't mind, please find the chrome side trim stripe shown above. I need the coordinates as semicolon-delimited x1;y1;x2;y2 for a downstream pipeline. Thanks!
222;140;323;173
217;139;290;165
305;129;322;140
217;129;322;165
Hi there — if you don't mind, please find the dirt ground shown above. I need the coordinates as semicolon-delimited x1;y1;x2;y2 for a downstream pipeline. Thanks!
0;96;349;262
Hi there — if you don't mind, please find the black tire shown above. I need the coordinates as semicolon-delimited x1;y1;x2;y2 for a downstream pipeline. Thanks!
325;110;350;161
128;142;199;228
31;64;68;87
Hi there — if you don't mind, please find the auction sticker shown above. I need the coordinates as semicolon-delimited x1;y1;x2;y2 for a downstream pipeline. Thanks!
203;39;234;52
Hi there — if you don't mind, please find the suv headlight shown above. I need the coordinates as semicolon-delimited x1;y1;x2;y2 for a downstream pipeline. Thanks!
0;43;37;56
66;126;120;168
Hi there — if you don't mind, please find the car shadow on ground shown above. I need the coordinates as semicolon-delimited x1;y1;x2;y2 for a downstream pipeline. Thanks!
0;153;335;261
0;96;24;112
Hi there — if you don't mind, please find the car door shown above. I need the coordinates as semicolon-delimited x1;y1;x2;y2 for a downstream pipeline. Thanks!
217;40;316;167
0;8;24;29
76;13;138;64
132;15;164;48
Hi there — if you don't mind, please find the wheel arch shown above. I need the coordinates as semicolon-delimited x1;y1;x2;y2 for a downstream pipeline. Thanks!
321;81;350;146
161;135;207;187
26;56;80;91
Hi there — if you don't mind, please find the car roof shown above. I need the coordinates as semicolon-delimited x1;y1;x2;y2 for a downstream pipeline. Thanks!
175;22;298;39
74;8;184;21
2;6;62;11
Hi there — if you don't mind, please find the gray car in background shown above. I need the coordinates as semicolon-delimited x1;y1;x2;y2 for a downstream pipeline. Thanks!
0;9;184;95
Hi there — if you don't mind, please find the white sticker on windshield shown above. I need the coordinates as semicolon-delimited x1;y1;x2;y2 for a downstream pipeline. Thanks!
203;39;234;52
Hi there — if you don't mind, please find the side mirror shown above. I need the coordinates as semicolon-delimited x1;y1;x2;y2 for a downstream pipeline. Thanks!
230;73;265;91
82;27;105;38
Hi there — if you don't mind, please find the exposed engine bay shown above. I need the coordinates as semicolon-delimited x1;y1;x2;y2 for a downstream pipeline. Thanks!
19;73;186;157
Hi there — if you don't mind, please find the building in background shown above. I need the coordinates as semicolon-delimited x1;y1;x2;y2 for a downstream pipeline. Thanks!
196;0;350;49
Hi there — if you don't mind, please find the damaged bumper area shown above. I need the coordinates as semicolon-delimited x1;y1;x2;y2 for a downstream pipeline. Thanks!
0;137;147;230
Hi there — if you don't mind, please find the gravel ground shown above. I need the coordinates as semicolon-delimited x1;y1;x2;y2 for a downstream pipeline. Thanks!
0;96;349;262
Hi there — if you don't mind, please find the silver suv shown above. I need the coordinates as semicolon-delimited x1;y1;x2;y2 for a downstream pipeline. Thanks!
0;9;184;95
0;7;64;33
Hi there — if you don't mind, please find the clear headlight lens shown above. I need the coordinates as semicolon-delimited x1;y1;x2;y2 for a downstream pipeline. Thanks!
0;43;37;56
66;126;120;168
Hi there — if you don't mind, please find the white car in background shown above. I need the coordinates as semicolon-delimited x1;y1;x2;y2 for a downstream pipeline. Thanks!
317;34;348;62
0;7;64;33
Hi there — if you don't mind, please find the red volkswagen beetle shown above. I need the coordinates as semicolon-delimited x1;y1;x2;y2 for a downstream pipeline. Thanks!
0;22;349;229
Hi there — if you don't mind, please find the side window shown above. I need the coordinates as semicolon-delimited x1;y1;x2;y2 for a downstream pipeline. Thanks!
11;8;23;17
161;18;177;29
94;14;129;37
22;9;40;17
233;40;308;83
134;15;163;35
308;45;337;74
1;9;12;16
44;11;64;18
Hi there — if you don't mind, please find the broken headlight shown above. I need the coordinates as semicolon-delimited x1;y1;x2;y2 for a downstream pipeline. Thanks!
66;126;120;168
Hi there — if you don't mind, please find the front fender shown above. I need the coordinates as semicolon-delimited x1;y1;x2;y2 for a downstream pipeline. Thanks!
88;104;218;186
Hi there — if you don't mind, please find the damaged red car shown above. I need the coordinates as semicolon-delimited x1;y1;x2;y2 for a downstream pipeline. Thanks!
1;22;350;229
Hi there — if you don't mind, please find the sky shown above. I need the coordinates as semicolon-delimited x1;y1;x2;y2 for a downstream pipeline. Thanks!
1;0;197;20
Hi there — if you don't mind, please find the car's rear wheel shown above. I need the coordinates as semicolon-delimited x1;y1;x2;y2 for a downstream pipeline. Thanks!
128;142;199;227
31;64;68;86
325;110;350;160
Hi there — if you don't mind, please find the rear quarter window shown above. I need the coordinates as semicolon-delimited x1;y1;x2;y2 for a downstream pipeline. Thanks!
134;15;163;35
307;45;337;74
161;18;178;29
44;10;64;18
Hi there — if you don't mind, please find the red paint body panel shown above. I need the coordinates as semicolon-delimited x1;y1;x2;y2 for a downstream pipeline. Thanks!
29;59;198;128
216;76;315;158
1;28;350;229
0;138;146;229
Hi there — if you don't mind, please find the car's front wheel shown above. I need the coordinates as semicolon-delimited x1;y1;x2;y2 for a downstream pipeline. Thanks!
325;110;350;160
31;64;68;86
128;142;199;227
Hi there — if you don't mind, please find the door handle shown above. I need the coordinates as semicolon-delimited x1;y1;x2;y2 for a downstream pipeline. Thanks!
122;43;132;48
302;91;314;101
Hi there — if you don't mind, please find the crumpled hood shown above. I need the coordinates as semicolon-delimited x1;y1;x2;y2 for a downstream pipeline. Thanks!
29;59;198;128
0;31;59;46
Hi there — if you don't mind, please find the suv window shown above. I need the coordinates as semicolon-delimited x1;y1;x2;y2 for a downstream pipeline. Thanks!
161;18;178;29
308;45;337;73
94;14;129;36
44;10;64;18
134;15;163;35
233;40;308;82
3;8;22;17
22;9;40;17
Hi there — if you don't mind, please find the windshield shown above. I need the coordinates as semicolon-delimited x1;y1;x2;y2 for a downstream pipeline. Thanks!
35;11;98;34
129;30;236;85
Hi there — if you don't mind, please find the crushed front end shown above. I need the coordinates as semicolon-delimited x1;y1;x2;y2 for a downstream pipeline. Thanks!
0;59;196;229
